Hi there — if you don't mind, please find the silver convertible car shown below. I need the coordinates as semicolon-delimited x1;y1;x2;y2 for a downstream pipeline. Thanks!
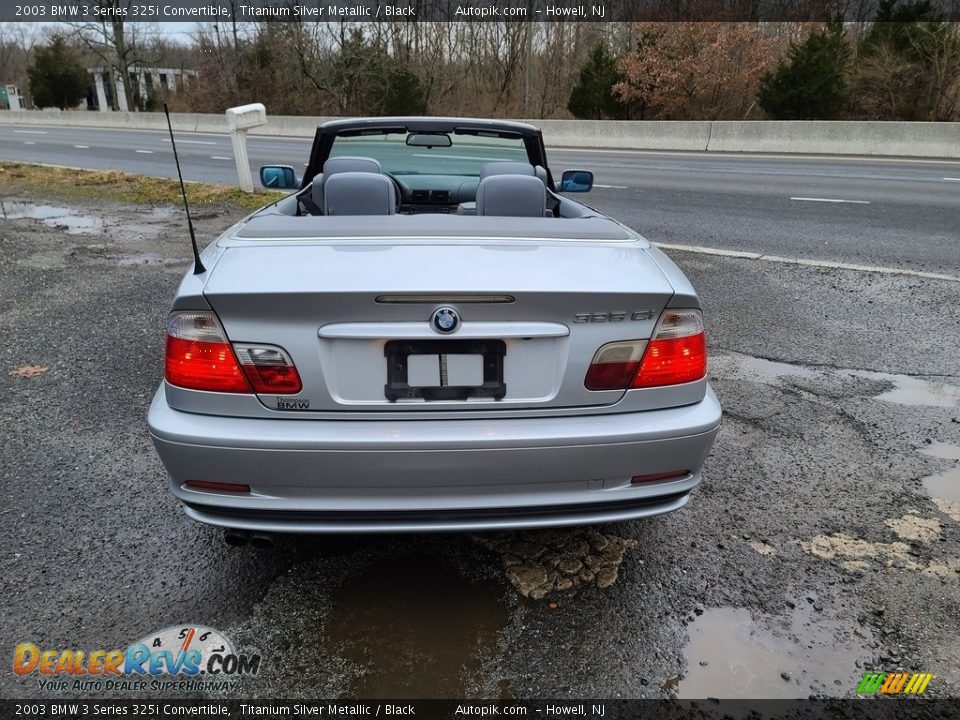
147;117;721;541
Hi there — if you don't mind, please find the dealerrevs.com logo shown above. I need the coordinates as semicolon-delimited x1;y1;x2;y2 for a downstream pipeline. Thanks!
13;625;261;693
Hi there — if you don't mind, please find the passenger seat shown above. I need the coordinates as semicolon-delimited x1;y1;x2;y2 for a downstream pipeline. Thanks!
475;175;547;217
457;161;553;216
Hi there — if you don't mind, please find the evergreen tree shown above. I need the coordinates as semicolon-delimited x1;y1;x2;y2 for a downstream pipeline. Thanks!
567;43;634;120
27;36;89;110
757;25;848;120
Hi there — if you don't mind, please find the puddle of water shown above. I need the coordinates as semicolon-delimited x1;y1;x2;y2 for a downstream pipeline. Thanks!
1;201;103;235
920;442;960;462
923;467;960;509
677;603;868;699
326;556;506;698
853;371;960;409
917;442;960;516
713;353;960;410
711;353;818;383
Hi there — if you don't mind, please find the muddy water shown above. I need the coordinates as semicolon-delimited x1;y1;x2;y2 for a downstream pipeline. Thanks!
710;354;818;382
853;371;960;409
920;442;960;501
326;555;507;698
677;602;868;699
1;201;103;234
712;352;960;410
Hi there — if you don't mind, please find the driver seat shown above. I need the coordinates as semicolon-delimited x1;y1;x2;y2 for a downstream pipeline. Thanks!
310;157;383;215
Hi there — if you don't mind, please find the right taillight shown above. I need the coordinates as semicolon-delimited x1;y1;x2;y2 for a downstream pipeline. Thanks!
632;309;707;388
584;309;707;391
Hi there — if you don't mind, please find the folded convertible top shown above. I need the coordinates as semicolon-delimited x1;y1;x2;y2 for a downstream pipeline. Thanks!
231;213;639;243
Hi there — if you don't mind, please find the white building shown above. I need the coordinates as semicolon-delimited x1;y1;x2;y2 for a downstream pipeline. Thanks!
87;66;197;111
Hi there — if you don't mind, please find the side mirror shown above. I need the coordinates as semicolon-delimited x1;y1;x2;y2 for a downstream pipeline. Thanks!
260;165;299;190
558;169;594;193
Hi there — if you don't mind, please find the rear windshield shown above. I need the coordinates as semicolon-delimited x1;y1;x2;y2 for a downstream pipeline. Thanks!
329;132;528;177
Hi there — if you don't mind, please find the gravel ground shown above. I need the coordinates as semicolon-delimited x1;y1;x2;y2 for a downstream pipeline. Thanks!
1;195;958;701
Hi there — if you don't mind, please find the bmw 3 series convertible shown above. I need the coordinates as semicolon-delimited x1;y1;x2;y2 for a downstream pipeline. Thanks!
147;117;721;538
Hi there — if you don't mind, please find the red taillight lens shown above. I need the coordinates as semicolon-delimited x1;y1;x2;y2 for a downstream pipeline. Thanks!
234;345;302;394
632;310;707;388
165;312;250;393
584;309;707;391
164;313;302;395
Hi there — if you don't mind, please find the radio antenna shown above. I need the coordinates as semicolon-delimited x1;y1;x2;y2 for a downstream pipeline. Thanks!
163;102;205;275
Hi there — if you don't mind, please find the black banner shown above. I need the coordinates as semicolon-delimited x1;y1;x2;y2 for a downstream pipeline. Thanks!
4;0;960;23
2;700;959;720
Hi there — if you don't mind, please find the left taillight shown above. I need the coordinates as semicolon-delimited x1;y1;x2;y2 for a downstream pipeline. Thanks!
164;312;301;395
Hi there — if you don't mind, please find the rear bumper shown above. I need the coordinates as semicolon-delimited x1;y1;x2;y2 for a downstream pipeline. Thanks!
147;386;721;533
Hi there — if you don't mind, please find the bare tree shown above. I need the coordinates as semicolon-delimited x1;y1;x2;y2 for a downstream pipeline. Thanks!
66;1;159;111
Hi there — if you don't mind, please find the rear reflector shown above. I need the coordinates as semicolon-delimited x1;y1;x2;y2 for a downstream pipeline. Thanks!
631;470;689;484
584;309;707;391
165;312;250;393
186;480;251;493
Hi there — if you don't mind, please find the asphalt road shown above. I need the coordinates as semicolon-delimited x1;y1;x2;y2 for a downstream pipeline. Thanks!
1;123;958;275
1;190;959;701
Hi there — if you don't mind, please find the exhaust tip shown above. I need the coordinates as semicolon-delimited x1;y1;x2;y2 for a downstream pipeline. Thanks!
249;532;275;549
224;529;249;547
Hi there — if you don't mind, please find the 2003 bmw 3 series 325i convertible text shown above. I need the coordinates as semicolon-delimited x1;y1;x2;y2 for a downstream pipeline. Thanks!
147;117;721;536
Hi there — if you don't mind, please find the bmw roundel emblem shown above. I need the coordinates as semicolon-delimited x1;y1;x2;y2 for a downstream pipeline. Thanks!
432;307;460;334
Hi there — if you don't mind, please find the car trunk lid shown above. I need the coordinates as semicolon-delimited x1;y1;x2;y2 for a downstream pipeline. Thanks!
202;241;675;413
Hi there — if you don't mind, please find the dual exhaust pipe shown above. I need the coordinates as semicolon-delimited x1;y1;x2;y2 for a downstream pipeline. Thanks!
224;529;275;548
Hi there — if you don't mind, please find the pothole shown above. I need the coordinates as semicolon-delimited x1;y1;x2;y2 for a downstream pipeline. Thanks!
326;556;506;698
711;354;818;383
474;527;636;599
677;602;870;699
1;201;103;234
851;371;960;409
711;352;960;409
918;443;960;521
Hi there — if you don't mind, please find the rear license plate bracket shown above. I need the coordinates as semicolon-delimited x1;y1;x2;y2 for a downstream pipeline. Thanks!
384;339;506;402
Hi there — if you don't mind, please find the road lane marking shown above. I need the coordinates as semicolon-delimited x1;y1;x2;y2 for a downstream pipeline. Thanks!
594;183;628;189
653;242;959;282
135;150;154;154
13;130;47;135
171;139;217;145
944;177;960;182
22;141;35;145
790;196;871;204
210;156;231;160
74;145;89;149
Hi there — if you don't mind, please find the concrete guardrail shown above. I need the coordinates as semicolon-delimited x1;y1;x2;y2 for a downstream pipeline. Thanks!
1;110;958;159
